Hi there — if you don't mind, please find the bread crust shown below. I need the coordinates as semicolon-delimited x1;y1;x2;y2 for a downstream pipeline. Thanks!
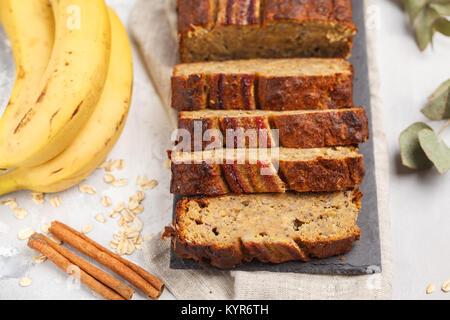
163;192;362;269
171;62;354;111
177;108;369;150
170;152;365;195
262;0;355;28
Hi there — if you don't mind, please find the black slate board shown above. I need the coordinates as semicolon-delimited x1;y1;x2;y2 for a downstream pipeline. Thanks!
169;0;382;275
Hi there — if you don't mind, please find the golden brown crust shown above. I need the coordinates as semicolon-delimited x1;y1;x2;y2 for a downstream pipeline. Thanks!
177;108;369;150
170;162;229;195
258;72;354;111
262;0;355;29
216;0;260;26
177;0;216;34
279;156;365;192
171;63;354;111
164;192;362;269
170;152;365;195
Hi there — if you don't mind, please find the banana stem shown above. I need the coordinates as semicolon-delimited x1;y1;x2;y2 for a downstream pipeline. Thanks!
0;171;20;196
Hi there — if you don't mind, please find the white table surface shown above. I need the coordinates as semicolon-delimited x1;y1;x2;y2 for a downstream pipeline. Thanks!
0;0;448;300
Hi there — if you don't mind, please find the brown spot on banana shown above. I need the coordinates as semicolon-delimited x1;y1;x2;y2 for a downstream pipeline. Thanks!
71;101;83;119
17;66;26;79
115;114;126;132
36;84;49;103
51;168;63;174
50;109;60;124
13;108;36;134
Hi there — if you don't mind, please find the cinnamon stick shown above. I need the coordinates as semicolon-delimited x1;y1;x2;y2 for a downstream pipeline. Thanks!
49;221;163;299
39;233;134;300
28;233;124;300
58;222;165;291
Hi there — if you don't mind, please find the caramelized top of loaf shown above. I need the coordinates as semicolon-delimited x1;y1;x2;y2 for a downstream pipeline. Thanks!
178;108;361;119
175;189;362;245
178;0;356;33
172;146;360;163
173;58;352;77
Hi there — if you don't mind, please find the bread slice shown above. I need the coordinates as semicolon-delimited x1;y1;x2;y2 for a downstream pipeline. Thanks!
163;189;362;268
177;0;358;62
169;147;365;195
172;58;354;111
177;108;369;150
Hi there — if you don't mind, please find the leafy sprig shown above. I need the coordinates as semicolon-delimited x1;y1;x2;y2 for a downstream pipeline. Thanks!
400;79;450;174
402;0;450;50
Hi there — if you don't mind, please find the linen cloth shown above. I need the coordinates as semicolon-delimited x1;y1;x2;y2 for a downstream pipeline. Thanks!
130;0;392;299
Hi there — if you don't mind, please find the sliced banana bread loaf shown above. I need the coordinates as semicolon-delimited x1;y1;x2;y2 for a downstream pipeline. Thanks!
163;189;362;268
169;147;365;195
172;58;354;111
177;108;369;150
178;0;357;62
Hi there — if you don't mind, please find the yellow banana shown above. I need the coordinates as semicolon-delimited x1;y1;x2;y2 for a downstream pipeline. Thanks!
0;7;133;195
0;0;55;172
0;0;111;169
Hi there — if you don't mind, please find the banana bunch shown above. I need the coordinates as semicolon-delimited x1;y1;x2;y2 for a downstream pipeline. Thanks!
0;0;133;195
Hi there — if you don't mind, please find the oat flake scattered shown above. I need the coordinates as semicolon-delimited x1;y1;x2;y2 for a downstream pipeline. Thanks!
442;280;450;293
41;223;51;234
33;254;47;264
426;283;436;294
81;224;93;234
31;192;45;204
14;208;27;220
50;196;62;208
94;214;106;223
103;173;115;183
18;227;34;240
78;184;96;194
101;196;112;207
112;178;128;187
2;198;17;210
19;277;32;287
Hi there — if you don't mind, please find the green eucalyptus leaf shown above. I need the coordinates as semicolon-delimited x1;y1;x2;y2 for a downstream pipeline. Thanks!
403;0;429;23
434;17;450;36
418;128;450;174
428;79;450;100
429;2;450;16
415;6;439;50
400;122;434;169
421;80;450;120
